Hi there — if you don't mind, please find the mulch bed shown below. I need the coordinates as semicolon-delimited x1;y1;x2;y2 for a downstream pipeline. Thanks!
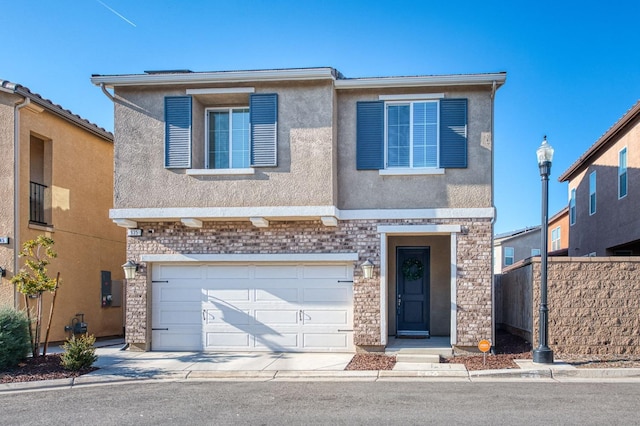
0;354;97;384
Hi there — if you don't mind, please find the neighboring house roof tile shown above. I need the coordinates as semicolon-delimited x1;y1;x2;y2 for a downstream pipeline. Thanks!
494;225;541;242
1;79;113;142
558;100;640;182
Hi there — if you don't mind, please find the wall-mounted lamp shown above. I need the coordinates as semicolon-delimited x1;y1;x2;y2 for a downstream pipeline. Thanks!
0;266;5;277
361;259;374;279
122;260;139;280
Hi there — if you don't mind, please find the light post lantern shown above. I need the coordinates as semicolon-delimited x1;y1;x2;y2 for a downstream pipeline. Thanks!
533;136;554;364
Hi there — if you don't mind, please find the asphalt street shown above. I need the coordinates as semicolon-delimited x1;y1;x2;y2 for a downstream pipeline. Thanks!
1;381;638;425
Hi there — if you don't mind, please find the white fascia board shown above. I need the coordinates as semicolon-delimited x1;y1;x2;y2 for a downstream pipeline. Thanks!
338;208;496;220
186;87;255;95
335;73;507;90
377;224;462;234
109;206;339;221
109;206;494;222
140;253;359;263
91;68;336;88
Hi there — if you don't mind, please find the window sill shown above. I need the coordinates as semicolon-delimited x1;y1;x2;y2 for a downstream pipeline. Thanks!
379;168;445;176
29;223;55;232
186;168;256;176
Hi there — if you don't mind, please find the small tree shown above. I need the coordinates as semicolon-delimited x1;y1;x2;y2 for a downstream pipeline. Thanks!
10;235;61;357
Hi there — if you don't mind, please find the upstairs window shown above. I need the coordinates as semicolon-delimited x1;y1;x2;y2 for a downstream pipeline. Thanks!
356;98;467;171
531;248;541;256
164;93;278;170
386;101;438;168
569;188;576;225
619;147;628;199
551;226;561;251
207;108;250;169
589;171;596;215
504;247;514;266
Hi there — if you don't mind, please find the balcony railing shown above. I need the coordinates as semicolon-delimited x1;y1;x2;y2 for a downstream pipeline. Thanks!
30;181;47;225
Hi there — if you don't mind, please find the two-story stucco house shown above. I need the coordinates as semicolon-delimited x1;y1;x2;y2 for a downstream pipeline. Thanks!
493;226;541;274
558;100;640;256
91;67;506;352
0;80;126;343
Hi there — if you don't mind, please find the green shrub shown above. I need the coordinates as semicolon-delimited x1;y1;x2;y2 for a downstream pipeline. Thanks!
61;334;97;371
0;307;31;369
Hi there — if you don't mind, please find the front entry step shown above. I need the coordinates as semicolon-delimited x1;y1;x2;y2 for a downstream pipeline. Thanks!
396;353;441;363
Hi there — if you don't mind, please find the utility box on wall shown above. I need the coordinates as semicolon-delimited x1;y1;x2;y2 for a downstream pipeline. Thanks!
101;270;112;307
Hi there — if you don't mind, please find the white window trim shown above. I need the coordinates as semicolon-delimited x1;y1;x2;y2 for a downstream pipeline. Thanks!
384;99;440;170
531;249;541;256
589;171;597;216
504;247;514;266
186;87;255;95
205;106;250;170
551;226;561;251
378;93;444;101
619;147;628;200
379;168;445;176
186;168;255;176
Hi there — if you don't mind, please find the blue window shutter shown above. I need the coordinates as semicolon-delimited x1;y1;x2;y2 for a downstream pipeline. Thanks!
356;101;384;170
250;93;278;167
439;98;468;168
164;96;192;168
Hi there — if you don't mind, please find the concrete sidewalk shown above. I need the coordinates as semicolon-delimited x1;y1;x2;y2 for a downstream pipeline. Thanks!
3;340;640;393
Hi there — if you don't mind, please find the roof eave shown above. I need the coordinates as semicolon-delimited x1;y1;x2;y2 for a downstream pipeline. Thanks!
558;100;640;182
91;68;338;88
334;72;507;90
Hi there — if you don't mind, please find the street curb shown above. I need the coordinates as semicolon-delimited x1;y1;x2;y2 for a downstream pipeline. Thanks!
552;368;640;379
0;377;74;393
468;368;553;379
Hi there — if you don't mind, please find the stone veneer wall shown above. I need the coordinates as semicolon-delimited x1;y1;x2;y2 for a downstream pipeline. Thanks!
500;257;640;355
124;218;493;350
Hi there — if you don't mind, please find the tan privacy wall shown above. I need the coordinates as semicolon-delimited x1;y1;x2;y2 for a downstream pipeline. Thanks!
498;257;640;355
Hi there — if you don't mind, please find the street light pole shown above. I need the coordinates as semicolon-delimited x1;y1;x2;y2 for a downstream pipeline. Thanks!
533;136;554;364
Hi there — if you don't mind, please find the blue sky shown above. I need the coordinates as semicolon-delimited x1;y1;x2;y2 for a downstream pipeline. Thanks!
2;0;639;234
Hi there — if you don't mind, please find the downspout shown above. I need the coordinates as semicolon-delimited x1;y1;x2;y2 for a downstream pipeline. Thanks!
100;83;116;102
13;96;31;309
490;80;497;353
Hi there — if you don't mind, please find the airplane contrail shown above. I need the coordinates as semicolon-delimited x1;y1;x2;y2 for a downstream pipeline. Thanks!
96;0;137;27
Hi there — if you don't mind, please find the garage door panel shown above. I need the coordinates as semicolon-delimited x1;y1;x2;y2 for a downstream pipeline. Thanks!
204;308;251;325
254;333;299;348
156;265;203;280
206;289;250;301
206;332;250;348
304;287;350;303
157;287;202;302
304;310;348;325
303;265;349;279
303;333;349;349
255;288;298;302
154;330;201;351
255;309;299;325
158;308;201;326
205;265;250;279
254;265;299;279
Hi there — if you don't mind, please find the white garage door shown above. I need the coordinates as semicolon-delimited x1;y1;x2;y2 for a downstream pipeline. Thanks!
151;263;354;352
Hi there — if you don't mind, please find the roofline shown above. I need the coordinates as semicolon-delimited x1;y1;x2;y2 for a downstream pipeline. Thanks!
334;72;507;89
494;225;541;241
558;100;640;182
549;206;569;223
91;68;507;90
1;80;113;142
91;67;338;88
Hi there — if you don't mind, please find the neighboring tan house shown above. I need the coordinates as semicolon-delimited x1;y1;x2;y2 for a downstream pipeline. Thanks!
493;226;541;274
548;206;569;256
0;80;125;343
91;67;506;352
558;100;640;256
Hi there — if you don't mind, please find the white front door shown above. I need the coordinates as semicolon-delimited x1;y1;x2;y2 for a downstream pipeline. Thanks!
151;263;354;352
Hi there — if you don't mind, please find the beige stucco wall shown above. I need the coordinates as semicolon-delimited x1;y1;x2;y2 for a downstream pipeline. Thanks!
567;116;640;255
336;87;494;209
12;105;125;342
0;92;18;307
112;81;336;209
387;235;451;336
